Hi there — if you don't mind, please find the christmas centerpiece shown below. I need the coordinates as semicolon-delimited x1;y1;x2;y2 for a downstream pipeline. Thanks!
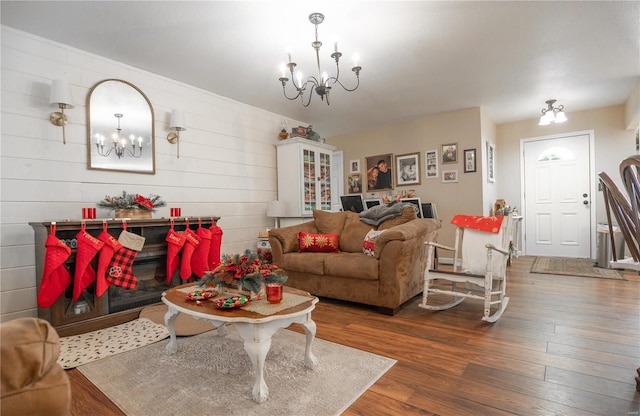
98;190;166;219
196;249;287;295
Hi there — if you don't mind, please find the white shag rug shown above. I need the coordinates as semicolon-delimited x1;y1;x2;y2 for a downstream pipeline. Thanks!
57;318;169;369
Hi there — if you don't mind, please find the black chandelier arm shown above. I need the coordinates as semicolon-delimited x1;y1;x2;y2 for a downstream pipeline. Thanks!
95;142;142;159
331;73;360;92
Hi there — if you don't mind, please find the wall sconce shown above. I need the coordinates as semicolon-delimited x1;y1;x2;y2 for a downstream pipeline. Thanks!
167;109;186;159
49;80;75;144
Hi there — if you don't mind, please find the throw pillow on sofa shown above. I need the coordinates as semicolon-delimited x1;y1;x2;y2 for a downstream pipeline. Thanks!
363;229;386;256
298;231;340;253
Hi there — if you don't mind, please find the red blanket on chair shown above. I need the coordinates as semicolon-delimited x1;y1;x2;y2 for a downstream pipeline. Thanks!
451;215;504;233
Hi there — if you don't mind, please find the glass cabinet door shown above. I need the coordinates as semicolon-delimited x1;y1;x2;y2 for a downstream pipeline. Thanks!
303;148;316;213
318;151;332;211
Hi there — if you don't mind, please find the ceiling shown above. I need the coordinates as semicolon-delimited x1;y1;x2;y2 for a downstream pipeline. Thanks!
2;1;639;138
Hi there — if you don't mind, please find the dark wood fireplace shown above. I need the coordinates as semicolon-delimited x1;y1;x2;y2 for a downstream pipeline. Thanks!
30;216;220;336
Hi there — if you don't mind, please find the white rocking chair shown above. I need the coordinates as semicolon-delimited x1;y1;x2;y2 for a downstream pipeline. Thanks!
419;214;512;322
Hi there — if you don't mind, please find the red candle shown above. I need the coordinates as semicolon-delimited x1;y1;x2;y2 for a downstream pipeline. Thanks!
170;208;182;217
266;283;283;304
82;208;94;219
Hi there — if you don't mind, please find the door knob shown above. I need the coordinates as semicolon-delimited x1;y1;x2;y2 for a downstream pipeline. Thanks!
583;200;589;205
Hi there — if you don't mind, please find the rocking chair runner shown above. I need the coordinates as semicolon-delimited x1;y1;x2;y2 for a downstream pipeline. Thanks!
419;214;512;322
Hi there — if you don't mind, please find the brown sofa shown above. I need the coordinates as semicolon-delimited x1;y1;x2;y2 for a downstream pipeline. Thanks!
1;318;71;416
269;208;441;315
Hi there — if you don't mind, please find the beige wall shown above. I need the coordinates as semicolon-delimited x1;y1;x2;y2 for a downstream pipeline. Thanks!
496;104;635;229
327;104;635;253
327;107;484;248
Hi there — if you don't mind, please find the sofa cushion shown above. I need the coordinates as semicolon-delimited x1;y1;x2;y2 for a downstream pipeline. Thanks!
270;221;318;253
378;206;417;230
339;212;373;252
313;210;347;234
280;252;329;275
298;232;340;253
363;229;386;256
323;252;379;281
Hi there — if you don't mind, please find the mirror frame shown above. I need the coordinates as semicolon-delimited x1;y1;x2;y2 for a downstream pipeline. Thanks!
86;79;156;174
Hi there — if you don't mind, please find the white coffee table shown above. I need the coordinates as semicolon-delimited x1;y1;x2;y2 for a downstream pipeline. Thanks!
161;284;319;403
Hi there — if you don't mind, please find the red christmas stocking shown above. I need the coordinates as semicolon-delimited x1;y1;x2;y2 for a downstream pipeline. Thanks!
96;223;122;297
106;225;145;289
191;220;212;278
106;247;139;289
208;224;223;270
165;220;185;284
37;223;72;308
72;224;105;301
180;227;200;280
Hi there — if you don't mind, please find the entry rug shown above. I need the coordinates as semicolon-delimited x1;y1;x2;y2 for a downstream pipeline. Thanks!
78;328;396;416
530;256;625;280
57;318;169;369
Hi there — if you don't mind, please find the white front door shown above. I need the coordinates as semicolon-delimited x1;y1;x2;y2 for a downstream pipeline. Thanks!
523;133;592;257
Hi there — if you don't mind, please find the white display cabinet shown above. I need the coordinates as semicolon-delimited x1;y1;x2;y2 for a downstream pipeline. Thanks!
276;138;336;217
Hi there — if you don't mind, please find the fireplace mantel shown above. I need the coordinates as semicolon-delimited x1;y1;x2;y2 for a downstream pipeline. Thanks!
30;216;220;336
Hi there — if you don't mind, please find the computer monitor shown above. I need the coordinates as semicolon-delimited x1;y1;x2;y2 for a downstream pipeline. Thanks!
363;198;383;210
421;203;438;219
340;195;365;213
400;197;423;218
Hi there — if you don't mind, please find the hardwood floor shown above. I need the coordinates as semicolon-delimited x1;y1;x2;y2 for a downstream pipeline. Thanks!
67;256;640;415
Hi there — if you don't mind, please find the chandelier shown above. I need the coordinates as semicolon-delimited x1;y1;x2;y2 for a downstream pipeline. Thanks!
278;12;362;107
94;113;143;159
538;99;567;125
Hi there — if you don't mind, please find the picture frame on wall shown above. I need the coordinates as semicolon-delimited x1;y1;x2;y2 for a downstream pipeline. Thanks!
365;153;394;191
487;142;496;182
395;153;421;186
464;148;476;173
441;143;458;164
349;159;360;174
425;149;438;179
347;174;362;194
442;169;459;183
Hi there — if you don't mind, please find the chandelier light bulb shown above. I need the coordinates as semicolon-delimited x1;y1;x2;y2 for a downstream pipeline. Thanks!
538;99;568;126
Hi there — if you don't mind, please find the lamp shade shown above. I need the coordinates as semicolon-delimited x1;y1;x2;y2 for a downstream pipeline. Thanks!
266;200;287;217
49;80;74;108
554;110;567;123
170;109;186;130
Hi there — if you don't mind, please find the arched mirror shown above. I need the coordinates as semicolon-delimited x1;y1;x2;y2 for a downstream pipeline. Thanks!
87;79;155;174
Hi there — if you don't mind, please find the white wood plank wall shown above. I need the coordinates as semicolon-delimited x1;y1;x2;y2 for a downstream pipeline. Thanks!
0;27;306;322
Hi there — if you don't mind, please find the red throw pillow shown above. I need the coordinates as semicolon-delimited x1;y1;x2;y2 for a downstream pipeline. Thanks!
298;232;340;253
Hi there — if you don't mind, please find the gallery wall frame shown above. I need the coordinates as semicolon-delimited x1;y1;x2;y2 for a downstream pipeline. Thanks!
464;148;476;173
442;169;459;183
365;153;394;192
487;141;496;182
441;143;458;164
347;174;362;194
425;149;438;179
349;159;360;174
395;152;421;186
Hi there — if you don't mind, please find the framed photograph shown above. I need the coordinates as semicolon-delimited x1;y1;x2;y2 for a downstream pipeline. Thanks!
442;169;459;183
363;197;383;209
365;153;394;191
425;149;438;179
347;174;362;194
441;143;458;164
349;159;360;174
395;153;421;186
487;142;496;182
464;149;476;173
400;197;423;218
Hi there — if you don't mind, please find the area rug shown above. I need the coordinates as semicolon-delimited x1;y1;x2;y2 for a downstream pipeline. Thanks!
530;256;625;280
77;327;396;416
57;318;169;369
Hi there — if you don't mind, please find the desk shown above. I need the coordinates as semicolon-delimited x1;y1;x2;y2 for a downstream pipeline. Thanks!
162;284;318;403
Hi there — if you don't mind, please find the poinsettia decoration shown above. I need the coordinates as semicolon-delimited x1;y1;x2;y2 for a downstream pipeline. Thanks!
97;190;166;211
196;250;287;294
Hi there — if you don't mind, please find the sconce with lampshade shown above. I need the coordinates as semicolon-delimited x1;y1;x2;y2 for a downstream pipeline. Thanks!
49;80;75;144
167;109;186;159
